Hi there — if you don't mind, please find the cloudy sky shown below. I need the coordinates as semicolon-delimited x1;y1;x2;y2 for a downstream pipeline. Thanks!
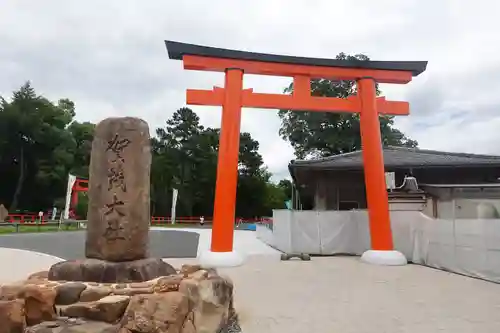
1;0;499;181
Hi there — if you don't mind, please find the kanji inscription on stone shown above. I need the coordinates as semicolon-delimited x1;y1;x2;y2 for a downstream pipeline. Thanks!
106;134;131;163
85;117;152;262
107;164;127;192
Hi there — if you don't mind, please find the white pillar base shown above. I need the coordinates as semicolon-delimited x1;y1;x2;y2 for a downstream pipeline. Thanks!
360;250;407;266
198;250;245;268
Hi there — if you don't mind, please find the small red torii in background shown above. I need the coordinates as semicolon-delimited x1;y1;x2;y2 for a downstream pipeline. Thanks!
71;178;88;208
165;41;427;267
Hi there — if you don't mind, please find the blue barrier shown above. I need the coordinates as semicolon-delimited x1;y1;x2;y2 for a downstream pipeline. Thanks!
238;223;257;231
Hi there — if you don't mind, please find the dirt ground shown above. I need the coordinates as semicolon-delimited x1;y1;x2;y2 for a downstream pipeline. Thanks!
3;250;500;333
170;256;500;333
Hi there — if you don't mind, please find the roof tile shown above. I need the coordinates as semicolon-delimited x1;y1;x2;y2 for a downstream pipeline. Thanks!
290;146;500;169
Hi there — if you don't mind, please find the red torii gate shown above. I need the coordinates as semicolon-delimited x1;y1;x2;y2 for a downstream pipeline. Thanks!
165;41;427;267
71;178;88;208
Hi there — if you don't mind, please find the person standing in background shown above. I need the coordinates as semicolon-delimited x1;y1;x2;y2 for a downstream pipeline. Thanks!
199;216;205;226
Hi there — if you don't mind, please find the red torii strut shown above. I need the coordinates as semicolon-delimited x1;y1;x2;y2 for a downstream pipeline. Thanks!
165;41;427;267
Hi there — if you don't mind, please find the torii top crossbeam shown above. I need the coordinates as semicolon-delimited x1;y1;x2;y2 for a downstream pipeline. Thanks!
166;41;426;78
165;40;427;267
166;41;426;115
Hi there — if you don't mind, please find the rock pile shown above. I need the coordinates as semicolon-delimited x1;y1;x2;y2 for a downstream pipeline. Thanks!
0;264;240;333
0;118;242;332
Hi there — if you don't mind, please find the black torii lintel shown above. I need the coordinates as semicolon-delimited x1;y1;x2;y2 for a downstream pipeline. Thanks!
165;40;427;76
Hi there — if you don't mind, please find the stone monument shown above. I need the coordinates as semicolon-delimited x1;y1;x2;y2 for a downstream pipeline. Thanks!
0;117;240;333
48;117;176;283
85;117;150;261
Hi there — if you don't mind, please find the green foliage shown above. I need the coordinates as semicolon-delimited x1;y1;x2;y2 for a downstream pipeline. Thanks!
277;179;293;201
151;107;280;217
278;52;418;159
264;182;287;210
0;82;77;210
75;192;88;219
0;84;291;217
67;121;95;178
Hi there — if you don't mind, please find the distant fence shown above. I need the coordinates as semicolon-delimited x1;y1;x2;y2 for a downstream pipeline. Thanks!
0;215;273;234
2;214;273;225
151;216;273;225
5;214;46;224
0;219;82;232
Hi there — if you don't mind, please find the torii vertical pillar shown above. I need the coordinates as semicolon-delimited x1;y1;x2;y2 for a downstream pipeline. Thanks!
165;40;427;267
205;69;245;266
357;78;404;265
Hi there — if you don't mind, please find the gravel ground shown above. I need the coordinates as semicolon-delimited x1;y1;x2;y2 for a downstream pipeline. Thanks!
167;256;500;333
2;234;500;333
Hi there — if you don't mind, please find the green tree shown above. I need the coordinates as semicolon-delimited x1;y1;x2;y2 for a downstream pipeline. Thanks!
151;107;273;218
0;84;283;219
278;52;418;159
277;179;293;201
263;182;287;212
67;121;95;178
75;192;89;219
0;82;76;211
151;107;207;217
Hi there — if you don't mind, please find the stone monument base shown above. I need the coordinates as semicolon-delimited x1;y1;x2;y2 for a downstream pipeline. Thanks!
48;258;177;283
0;264;240;333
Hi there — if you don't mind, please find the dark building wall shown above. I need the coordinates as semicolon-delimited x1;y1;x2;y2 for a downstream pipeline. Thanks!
310;166;500;210
400;167;500;184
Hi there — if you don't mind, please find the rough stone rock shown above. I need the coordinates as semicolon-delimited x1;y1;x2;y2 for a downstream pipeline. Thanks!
0;282;25;300
79;286;112;302
112;287;153;296
180;264;202;276
25;318;118;333
61;295;130;324
48;258;176;283
179;275;234;332
119;292;189;333
0;299;25;333
188;270;209;281
28;271;49;281
153;275;184;293
181;312;196;333
129;282;153;289
85;117;151;262
22;285;57;326
218;298;242;333
0;263;239;332
55;282;87;305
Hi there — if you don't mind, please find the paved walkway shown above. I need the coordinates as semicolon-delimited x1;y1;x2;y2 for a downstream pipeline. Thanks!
150;227;282;258
0;230;199;260
0;248;63;283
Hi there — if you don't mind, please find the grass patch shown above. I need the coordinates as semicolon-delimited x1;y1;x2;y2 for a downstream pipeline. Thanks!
152;223;206;229
0;223;80;234
0;222;206;234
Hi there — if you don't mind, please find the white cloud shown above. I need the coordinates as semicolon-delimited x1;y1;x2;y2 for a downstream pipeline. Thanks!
1;0;500;181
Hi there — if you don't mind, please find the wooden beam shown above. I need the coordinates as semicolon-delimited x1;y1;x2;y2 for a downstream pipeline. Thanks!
186;88;409;115
183;55;414;84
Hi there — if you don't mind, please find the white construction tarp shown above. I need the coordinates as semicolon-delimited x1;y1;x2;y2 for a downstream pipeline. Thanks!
257;209;500;283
